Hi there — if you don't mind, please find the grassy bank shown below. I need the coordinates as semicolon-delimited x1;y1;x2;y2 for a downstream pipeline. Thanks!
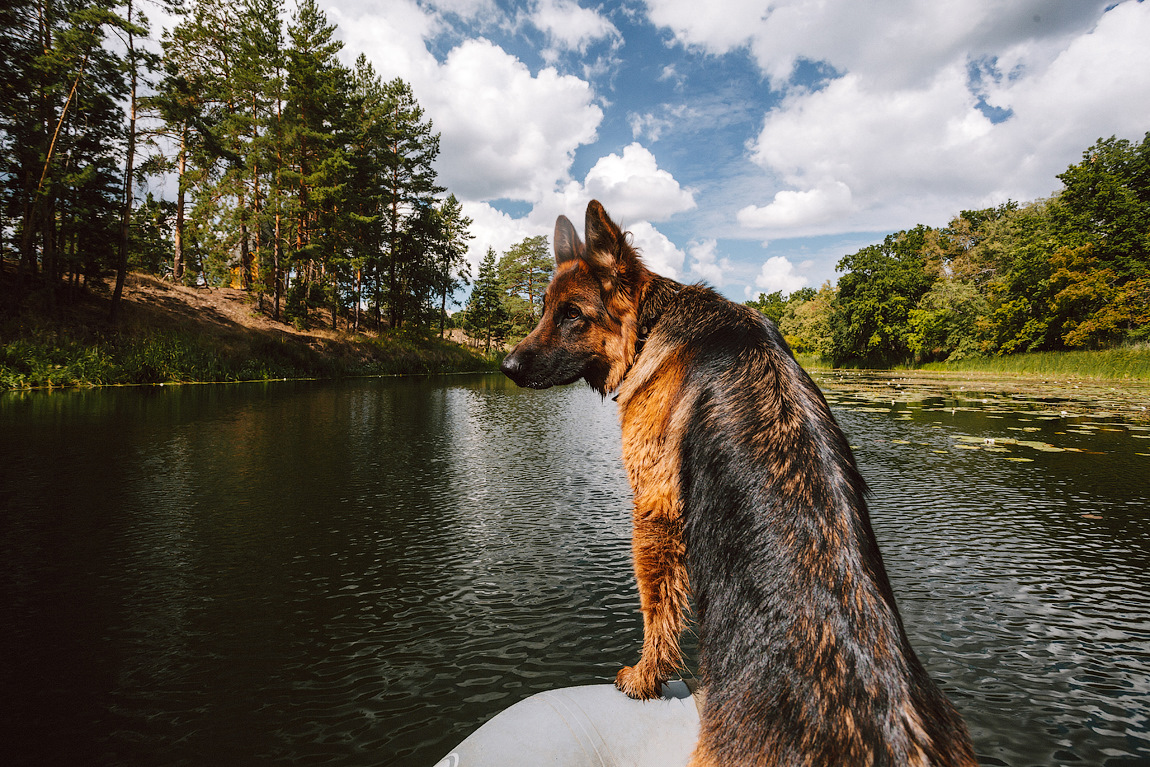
916;346;1150;381
0;327;501;390
1;272;500;390
792;348;1150;381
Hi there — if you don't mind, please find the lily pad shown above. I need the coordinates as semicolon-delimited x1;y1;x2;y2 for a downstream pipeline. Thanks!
1015;440;1065;453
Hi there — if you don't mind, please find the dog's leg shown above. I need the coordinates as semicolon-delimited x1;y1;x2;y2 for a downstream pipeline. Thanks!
615;355;693;700
615;473;690;700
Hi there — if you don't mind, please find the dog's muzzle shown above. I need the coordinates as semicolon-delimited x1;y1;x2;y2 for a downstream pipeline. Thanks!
500;350;529;386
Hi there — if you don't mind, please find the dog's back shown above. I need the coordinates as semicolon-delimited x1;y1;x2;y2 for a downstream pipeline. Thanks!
622;284;976;765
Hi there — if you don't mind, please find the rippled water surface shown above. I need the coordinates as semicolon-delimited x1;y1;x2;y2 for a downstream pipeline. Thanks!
1;373;1147;766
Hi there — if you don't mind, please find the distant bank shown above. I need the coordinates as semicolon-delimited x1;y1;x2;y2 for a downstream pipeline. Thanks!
1;273;499;391
4;271;1147;391
796;347;1150;382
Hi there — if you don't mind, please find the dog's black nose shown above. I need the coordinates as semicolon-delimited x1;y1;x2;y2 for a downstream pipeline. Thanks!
500;354;522;381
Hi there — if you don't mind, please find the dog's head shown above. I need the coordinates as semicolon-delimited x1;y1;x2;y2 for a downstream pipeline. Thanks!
501;200;650;394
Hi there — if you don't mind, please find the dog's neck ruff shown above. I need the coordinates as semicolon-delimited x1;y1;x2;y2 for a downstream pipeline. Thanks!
618;276;681;393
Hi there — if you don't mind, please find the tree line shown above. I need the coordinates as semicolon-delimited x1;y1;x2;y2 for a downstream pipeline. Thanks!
1;0;472;333
748;134;1150;366
455;234;553;352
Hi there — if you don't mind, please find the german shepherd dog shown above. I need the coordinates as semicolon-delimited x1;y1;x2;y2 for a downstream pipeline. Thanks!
501;200;977;766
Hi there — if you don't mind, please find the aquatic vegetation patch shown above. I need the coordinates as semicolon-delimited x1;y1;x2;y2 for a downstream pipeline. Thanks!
952;434;1071;454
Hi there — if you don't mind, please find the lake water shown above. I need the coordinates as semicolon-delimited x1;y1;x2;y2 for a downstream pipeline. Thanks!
1;372;1148;766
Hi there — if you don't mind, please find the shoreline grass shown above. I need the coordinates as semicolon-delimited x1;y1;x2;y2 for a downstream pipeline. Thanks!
914;346;1150;381
794;348;1150;381
1;327;501;391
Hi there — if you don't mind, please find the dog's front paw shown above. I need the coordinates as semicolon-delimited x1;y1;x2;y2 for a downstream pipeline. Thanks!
615;664;664;700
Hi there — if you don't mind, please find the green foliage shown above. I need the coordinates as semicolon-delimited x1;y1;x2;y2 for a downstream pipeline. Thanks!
1053;134;1150;276
114;333;228;384
773;135;1150;367
465;247;509;352
830;226;935;367
0;334;117;389
778;283;835;357
745;290;788;325
1;0;132;292
458;235;557;350
431;194;474;334
128;193;175;274
499;235;552;339
745;287;829;356
907;277;989;362
3;0;469;339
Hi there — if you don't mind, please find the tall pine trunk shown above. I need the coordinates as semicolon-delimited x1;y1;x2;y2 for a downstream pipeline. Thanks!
251;94;262;300
439;285;447;337
354;267;361;332
238;184;251;289
110;0;138;322
173;128;187;283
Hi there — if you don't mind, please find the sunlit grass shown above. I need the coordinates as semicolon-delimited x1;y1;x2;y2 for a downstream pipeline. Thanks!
795;347;1150;380
795;353;832;371
0;328;498;390
918;346;1150;380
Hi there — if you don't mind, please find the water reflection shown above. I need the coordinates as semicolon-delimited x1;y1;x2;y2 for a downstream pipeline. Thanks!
818;373;1150;767
1;373;1147;766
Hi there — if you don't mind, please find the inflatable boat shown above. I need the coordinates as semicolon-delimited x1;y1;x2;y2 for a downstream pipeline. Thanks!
433;680;701;766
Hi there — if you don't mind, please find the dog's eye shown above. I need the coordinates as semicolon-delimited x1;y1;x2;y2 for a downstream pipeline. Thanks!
563;306;582;322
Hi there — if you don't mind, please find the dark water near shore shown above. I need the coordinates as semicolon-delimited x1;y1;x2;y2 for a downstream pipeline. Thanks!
1;373;1147;766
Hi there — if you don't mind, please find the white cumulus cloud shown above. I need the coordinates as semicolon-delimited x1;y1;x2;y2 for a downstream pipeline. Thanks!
429;40;603;202
628;220;686;279
646;0;1150;240
737;182;854;231
645;0;1112;89
754;255;808;295
330;3;603;205
529;0;621;55
457;201;542;277
686;239;731;285
576;143;696;223
326;3;709;275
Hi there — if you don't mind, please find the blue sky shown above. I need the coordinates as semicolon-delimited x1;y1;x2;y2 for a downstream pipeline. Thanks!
316;0;1150;302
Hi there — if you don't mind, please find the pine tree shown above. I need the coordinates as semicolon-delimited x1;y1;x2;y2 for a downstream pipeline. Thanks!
5;0;127;299
498;234;551;338
380;77;443;328
158;0;248;287
466;247;508;353
432;194;473;336
283;0;350;325
110;0;163;321
348;54;389;330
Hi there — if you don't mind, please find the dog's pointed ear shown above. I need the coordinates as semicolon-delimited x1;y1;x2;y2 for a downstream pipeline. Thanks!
553;215;584;265
583;200;642;293
584;200;623;267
